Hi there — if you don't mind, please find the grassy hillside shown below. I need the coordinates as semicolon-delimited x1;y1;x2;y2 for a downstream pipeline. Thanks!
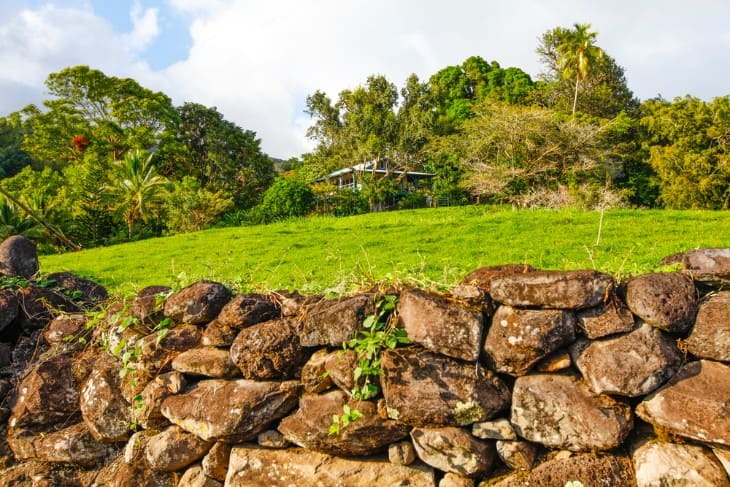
40;206;730;296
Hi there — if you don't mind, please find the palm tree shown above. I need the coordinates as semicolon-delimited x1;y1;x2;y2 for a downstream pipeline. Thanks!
106;150;168;240
557;23;604;115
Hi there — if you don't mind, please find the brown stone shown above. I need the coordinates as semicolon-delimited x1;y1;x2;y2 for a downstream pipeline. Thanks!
440;472;474;487
0;289;18;332
145;425;212;472
685;292;730;362
489;270;614;309
45;271;108;306
42;313;89;346
571;323;682;396
411;426;496;478
90;452;177;487
625;273;698;333
163;280;231;325
36;422;117;468
9;354;79;429
275;290;322;317
229;319;303;379
201;319;237;347
388;440;416;465
137;371;187;430
483;306;576;376
324;349;359;392
397;288;484;361
215;293;280;328
511;374;633;451
300;348;334;393
134;324;202;378
224;446;435;486
278;389;409;456
534;351;572;372
491;453;635;487
161;378;300;443
661;248;730;286
714;445;730;477
299;293;375;347
496;440;539;471
172;346;239;378
576;295;635;339
472;418;516;440
633;440;729;487
179;464;222;487
16;285;75;331
0;460;82;487
381;347;511;427
636;360;730;445
449;283;494;315
0;235;38;278
80;357;131;442
257;429;289;448
124;430;156;464
202;442;231;482
461;264;536;291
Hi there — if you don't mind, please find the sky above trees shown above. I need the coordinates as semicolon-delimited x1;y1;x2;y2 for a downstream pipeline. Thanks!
1;0;729;158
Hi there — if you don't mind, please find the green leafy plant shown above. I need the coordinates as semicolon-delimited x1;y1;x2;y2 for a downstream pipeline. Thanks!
329;295;411;435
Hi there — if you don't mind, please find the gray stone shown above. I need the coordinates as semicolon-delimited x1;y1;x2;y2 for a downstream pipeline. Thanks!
685;292;730;362
388;440;416;466
145;425;212;472
278;389;409;456
496;439;539;471
163;281;231;325
257;429;289;448
161;378;300;443
636;360;730;445
633;440;729;487
381;347;511;427
661;248;730;286
571;323;682;396
0;235;38;278
80;357;131;442
625;273;698;333
489;270;614;309
398;288;484;361
511;374;633;451
411;426;496;478
483;305;576;376
172;346;238;378
224;446;435;486
299;293;374;347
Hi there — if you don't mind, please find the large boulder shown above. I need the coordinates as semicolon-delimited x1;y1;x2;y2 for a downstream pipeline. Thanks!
684;292;730;362
161;379;300;443
0;235;38;279
636;360;730;445
163;281;231;325
491;452;635;487
489;270;614;309
625;273;698;333
80;356;131;442
661;248;730;286
571;323;682;396
410;426;496;478
299;294;374;347
145;425;212;472
511;374;633;451
483;306;576;376
215;293;280;328
397;288;484;361
224;446;435;486
278;389;409;456
380;347;510;427
9;354;79;429
229;319;304;379
633;440;730;487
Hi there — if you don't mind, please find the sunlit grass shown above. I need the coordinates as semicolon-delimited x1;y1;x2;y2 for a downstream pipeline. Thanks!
40;206;730;295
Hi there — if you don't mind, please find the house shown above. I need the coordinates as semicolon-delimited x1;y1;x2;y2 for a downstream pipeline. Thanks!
315;159;435;193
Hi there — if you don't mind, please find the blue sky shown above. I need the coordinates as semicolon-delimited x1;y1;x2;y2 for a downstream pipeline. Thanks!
1;0;729;158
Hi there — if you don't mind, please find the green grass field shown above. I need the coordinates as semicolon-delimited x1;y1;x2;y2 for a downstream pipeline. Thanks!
39;206;730;296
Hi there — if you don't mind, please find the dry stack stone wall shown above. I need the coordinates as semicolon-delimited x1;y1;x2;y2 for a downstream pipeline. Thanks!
0;237;728;486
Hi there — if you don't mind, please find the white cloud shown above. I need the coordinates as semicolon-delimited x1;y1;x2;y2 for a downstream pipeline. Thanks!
123;0;160;52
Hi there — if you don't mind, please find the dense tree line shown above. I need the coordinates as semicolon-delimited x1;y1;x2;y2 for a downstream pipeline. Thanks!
1;24;728;252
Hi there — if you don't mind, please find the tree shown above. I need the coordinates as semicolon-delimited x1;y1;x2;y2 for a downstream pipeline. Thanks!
255;177;315;222
557;23;604;115
105;151;168;239
164;177;233;234
170;103;275;209
0;114;34;178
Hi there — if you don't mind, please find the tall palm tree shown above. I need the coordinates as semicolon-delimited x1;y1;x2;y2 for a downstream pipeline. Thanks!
557;23;604;115
106;150;168;240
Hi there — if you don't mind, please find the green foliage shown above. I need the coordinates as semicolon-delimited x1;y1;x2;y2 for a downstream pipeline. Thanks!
254;177;315;222
0;115;34;178
164;177;234;234
328;404;363;436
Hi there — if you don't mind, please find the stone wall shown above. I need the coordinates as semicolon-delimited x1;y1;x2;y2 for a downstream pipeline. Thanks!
0;237;728;486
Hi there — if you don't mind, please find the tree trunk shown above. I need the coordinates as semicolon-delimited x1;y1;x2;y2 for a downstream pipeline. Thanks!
0;185;80;251
572;72;580;115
